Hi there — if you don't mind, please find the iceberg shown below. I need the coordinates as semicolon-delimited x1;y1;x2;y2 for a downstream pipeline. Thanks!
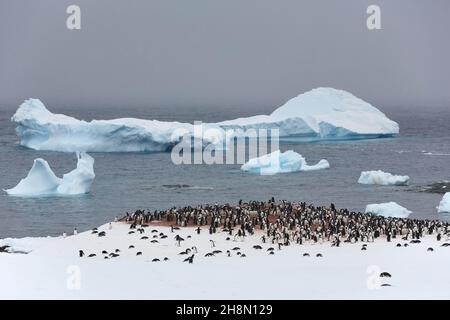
437;193;450;213
12;88;399;153
365;202;412;218
240;150;330;175
358;170;409;186
4;152;95;196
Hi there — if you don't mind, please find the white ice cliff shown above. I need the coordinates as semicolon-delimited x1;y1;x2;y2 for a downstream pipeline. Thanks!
358;170;410;186
4;152;95;196
12;88;399;152
365;202;412;218
240;150;330;175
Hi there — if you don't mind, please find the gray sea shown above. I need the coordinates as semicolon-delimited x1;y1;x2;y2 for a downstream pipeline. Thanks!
1;104;449;238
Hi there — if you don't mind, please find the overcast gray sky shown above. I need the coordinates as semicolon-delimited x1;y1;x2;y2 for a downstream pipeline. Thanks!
1;0;449;111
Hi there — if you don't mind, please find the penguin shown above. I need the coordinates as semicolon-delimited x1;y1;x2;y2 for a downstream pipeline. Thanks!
381;284;392;287
141;236;149;240
212;250;222;254
79;250;85;257
236;252;242;255
88;253;96;258
128;245;135;249
183;254;195;264
267;247;274;252
205;253;214;257
128;231;135;234
115;249;120;253
269;251;275;255
152;258;160;262
136;251;142;256
396;243;402;247
151;240;159;243
303;253;310;257
151;229;158;233
102;250;108;255
210;240;216;248
232;247;240;251
98;231;106;237
427;247;434;252
153;235;158;238
73;228;78;236
163;257;169;261
380;272;392;278
227;250;231;257
361;247;367;251
253;245;263;250
240;254;246;258
316;253;323;257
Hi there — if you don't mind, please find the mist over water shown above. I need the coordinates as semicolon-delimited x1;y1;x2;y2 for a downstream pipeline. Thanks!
0;103;449;238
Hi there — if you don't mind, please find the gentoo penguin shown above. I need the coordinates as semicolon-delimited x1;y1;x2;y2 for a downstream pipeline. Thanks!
88;253;96;257
136;252;142;256
210;240;216;248
73;228;78;236
163;257;169;261
396;243;402;247
183;254;195;264
380;272;392;278
227;250;231;257
79;250;85;257
427;247;434;252
152;258;160;262
205;253;214;257
269;251;275;255
128;245;135;249
303;253;310;257
232;247;240;251
212;250;222;254
253;245;263;250
98;231;106;237
316;253;323;257
102;250;108;255
140;236;149;240
151;240;159;243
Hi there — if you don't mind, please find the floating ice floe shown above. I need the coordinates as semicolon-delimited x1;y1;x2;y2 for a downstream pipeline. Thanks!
365;202;412;218
12;88;399;152
4;152;95;196
358;170;409;186
437;193;450;213
240;150;329;175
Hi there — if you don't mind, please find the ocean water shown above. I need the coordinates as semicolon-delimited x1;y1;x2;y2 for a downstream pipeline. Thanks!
0;104;449;238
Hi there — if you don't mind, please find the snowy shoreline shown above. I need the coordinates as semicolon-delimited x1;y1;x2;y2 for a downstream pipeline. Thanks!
1;221;450;299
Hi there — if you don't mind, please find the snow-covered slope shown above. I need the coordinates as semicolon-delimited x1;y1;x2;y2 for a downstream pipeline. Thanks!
12;88;399;152
358;170;410;186
365;202;412;218
4;152;95;196
1;222;449;299
241;150;329;175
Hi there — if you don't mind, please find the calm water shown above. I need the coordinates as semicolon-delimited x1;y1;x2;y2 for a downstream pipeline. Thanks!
1;104;449;238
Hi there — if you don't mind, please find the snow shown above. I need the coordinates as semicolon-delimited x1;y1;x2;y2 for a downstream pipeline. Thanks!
365;202;412;218
12;88;399;152
4;152;95;196
437;193;450;213
0;221;449;299
240;150;330;175
358;170;410;186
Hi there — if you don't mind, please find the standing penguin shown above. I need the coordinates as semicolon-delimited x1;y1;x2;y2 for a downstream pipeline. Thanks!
73;228;78;236
79;250;85;257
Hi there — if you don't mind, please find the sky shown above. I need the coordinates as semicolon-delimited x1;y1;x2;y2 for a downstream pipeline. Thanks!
1;0;449;111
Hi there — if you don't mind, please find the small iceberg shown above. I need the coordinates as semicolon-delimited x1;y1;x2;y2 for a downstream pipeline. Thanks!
437;193;450;213
358;170;409;186
5;152;95;196
365;202;412;218
240;150;329;175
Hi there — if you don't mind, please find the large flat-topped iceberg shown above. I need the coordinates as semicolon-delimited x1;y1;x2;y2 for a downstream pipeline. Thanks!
12;88;399;152
358;170;409;186
240;150;329;175
4;152;95;196
365;202;412;218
